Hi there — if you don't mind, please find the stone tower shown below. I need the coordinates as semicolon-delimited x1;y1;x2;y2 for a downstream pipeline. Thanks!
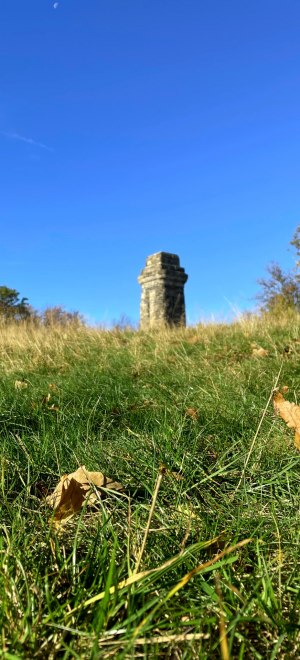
138;252;188;328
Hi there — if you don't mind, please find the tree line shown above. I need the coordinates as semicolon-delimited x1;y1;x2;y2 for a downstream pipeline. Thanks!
0;286;83;325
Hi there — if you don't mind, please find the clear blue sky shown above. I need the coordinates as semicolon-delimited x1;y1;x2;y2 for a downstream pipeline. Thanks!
1;1;299;324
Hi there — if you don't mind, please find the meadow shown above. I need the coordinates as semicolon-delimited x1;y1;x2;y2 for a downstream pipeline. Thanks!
0;314;299;659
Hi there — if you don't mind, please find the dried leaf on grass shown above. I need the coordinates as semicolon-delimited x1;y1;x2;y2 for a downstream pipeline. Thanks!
186;335;202;345
14;380;28;390
273;391;300;451
40;391;60;412
46;465;124;528
176;504;196;519
185;407;198;420
167;470;184;481
251;346;269;358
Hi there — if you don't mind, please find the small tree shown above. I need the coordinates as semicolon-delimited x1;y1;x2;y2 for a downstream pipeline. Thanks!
0;286;32;321
41;306;84;327
257;226;300;313
290;225;300;277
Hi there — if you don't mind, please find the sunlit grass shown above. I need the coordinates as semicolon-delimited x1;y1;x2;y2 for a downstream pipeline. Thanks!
0;313;300;657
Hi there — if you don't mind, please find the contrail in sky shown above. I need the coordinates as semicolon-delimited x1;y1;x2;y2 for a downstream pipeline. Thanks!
1;131;54;152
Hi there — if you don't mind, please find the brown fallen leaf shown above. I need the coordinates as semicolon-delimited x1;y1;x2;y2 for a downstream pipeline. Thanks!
252;346;269;358
169;471;184;481
186;336;201;345
46;465;124;528
176;504;196;519
273;391;300;451
164;468;184;481
185;407;198;420
15;380;28;390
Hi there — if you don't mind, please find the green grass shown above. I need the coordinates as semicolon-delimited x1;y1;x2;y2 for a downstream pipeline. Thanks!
0;315;300;658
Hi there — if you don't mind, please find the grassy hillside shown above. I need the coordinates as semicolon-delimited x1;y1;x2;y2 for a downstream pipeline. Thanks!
0;315;299;658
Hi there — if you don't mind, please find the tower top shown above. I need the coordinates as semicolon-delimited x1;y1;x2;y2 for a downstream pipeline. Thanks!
145;252;180;266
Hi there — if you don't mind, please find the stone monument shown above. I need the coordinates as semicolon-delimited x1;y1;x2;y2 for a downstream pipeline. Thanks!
138;252;188;328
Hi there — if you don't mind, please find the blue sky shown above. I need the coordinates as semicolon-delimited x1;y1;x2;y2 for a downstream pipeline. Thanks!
1;0;299;324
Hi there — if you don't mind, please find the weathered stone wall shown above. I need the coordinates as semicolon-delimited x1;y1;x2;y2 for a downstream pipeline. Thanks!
138;252;188;328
